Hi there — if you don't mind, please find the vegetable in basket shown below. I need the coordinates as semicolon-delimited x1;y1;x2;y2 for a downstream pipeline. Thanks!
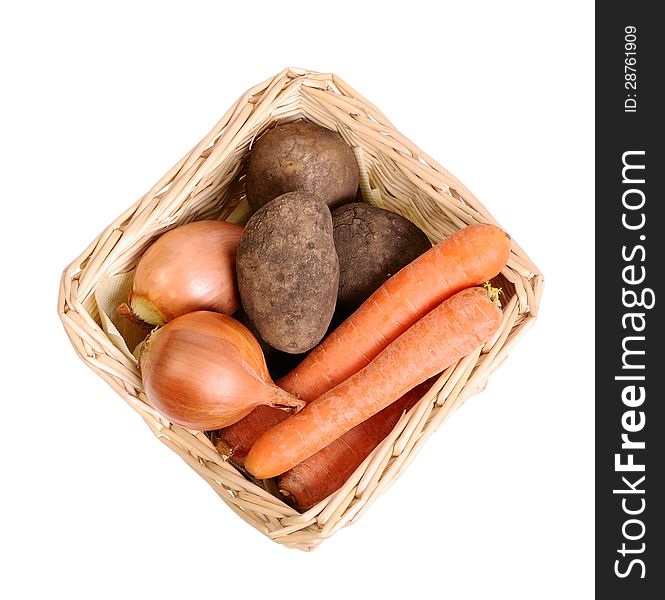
139;311;304;430
118;220;243;326
236;191;339;354
246;121;359;211
244;286;503;479
216;223;511;466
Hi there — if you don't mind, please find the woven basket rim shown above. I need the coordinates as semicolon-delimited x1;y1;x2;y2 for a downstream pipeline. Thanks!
58;67;543;551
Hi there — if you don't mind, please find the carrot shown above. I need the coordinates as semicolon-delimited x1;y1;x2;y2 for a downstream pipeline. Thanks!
278;378;436;511
215;224;510;467
244;287;503;479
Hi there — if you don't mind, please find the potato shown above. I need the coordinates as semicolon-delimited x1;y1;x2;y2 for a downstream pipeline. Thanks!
245;121;359;211
332;203;431;318
236;191;339;354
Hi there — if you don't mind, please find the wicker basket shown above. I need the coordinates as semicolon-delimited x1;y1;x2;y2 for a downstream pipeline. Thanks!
58;67;543;551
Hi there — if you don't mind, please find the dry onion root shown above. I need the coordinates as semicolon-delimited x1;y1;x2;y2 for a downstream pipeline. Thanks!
139;311;305;430
118;220;244;326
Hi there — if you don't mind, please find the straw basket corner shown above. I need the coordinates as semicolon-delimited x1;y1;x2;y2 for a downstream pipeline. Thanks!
58;67;543;551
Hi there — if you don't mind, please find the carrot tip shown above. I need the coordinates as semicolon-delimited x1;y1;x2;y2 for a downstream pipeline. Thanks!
211;434;235;460
483;281;503;307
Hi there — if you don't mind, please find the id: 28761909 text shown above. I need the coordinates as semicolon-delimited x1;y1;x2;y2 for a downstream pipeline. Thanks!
624;26;638;113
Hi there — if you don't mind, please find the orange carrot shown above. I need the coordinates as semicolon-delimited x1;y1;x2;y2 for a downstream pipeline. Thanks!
278;378;436;511
216;224;510;467
244;287;503;479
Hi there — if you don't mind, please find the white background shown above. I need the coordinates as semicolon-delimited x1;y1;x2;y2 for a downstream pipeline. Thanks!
1;2;594;598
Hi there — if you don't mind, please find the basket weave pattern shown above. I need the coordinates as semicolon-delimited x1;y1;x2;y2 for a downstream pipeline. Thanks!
58;68;543;551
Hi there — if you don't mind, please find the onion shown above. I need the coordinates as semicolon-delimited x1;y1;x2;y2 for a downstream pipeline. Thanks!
139;311;305;430
118;220;243;326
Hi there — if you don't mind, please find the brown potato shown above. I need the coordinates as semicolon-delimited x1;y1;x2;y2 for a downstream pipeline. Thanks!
332;203;431;319
236;191;339;354
245;121;359;211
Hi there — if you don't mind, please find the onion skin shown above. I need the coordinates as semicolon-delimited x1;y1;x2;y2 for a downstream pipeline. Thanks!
123;220;244;326
140;312;305;430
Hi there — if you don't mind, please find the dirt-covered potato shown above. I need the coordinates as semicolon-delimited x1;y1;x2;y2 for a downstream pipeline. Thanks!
332;203;432;317
245;121;359;212
236;191;339;354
